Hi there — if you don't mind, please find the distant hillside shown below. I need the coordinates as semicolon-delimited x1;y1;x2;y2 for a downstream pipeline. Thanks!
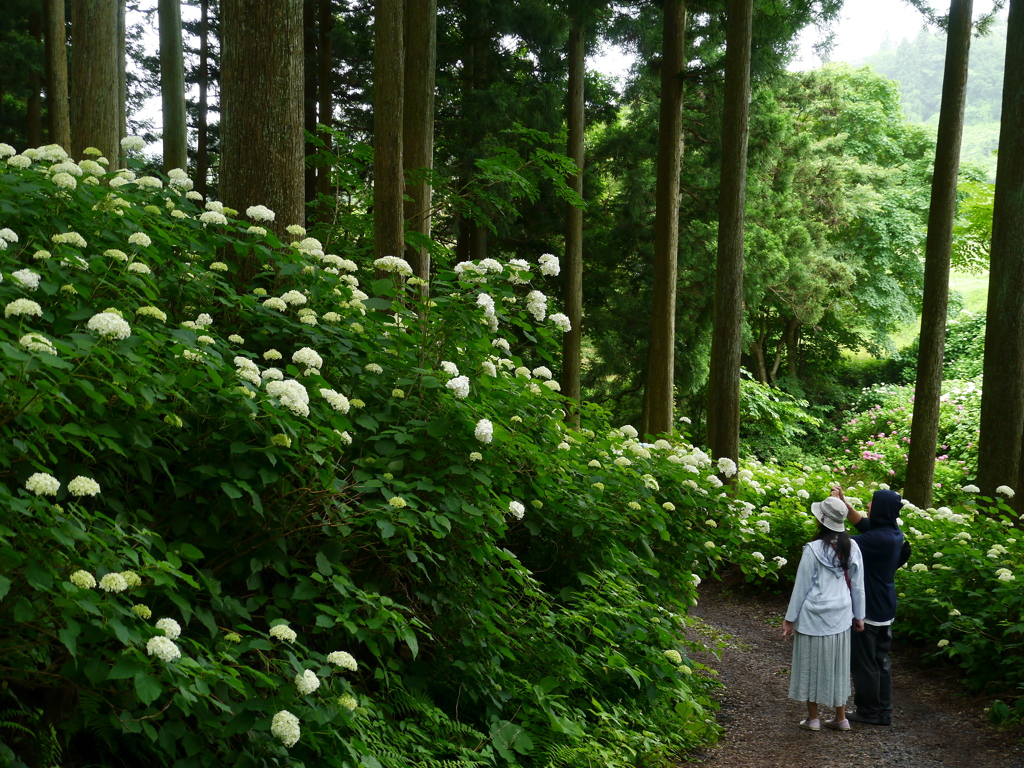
860;15;1007;178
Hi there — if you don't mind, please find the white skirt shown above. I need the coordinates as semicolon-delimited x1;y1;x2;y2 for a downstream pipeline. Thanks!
788;629;851;707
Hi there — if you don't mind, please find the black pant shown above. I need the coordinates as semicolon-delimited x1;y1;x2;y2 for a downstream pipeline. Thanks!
851;623;893;719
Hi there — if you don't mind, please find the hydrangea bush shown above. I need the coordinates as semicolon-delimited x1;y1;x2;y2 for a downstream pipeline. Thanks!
0;144;786;767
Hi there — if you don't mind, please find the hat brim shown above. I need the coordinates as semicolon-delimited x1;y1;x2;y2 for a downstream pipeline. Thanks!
811;501;846;532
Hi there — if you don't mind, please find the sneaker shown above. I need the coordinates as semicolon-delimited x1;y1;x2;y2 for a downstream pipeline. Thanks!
799;718;821;731
847;711;890;725
824;718;850;731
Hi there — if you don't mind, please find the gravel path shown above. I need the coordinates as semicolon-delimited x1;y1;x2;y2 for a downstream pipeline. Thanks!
683;581;1024;768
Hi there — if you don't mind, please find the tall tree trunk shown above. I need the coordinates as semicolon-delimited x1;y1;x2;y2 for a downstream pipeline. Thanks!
784;317;799;377
317;0;335;200
70;0;120;163
905;0;973;508
27;12;43;148
978;0;1024;504
304;0;319;206
374;0;405;263
196;0;210;196
118;0;126;165
706;0;752;463
562;18;586;418
221;0;304;257
402;0;436;286
44;0;71;151
159;0;188;172
643;0;687;438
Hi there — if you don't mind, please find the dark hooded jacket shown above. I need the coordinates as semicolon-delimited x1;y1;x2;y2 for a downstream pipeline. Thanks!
853;489;910;622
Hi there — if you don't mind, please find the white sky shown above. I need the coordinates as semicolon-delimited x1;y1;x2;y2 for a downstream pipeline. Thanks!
590;0;1003;81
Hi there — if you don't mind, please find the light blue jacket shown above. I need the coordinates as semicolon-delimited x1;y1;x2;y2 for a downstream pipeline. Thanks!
785;539;866;636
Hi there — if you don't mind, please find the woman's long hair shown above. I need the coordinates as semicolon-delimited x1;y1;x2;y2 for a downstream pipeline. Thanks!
812;523;852;570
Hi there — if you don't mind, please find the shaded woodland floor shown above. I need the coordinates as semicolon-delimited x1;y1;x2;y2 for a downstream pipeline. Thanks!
683;580;1024;768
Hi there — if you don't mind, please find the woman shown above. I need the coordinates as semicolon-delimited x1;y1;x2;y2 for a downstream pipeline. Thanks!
782;494;866;731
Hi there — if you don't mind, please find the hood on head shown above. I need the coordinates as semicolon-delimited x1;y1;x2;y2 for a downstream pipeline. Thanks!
870;489;903;527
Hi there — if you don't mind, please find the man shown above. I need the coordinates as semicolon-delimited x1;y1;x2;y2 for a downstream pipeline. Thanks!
831;485;911;726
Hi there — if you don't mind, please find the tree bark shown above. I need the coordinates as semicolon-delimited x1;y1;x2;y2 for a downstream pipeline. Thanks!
70;0;121;163
643;0;687;438
317;0;335;200
27;12;43;149
220;0;304;253
374;0;405;263
562;19;586;418
159;0;189;172
44;0;71;151
978;0;1024;504
118;0;126;165
706;0;752;463
905;0;973;509
402;0;436;286
196;0;210;196
304;0;319;206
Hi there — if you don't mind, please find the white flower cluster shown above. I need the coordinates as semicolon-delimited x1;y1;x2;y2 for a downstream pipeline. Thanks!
476;293;498;331
549;312;571;332
68;476;101;496
128;232;152;248
295;669;321;695
87;312;132;340
327;650;358;671
374;255;413;276
156;618;182;639
293;347;322;372
996;568;1015;582
21;333;56;355
320;389;350;413
525;290;547;321
509;500;525;519
538;253;560;276
121;136;145;152
5;298;43;318
246;204;276;222
446;376;470;399
12;269;41;290
269;623;297;643
147;636;182;662
271;710;301;748
25;472;60;496
69;570;96;588
474;419;494;444
997;485;1015;498
266;380;310;417
99;572;129;592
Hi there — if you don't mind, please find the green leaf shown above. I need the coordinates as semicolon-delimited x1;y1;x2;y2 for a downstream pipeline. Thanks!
315;551;333;576
135;672;163;706
220;481;244;499
0;574;11;600
108;656;144;680
399;625;419;658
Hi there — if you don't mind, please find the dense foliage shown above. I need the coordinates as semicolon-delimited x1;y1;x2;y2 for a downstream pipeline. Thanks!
0;144;803;767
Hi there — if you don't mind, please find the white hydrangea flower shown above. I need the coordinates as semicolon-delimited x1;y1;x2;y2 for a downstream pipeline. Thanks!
269;623;297;643
246;204;276;222
127;262;152;275
755;519;771;534
525;290;547;321
99;572;129;592
271;710;301;748
474;419;494;443
320;389;350;413
0;143;14;158
121;136;145;152
997;485;1015;498
67;476;101;497
263;297;288;311
509;501;525;519
281;290;307;306
6;298;44;318
295;669;321;695
373;255;413;276
156;618;182;639
440;361;460;376
481;361;497;377
446;376;470;399
549;312;571;332
285;224;306;236
20;333;56;355
204;200;224;212
7;154;32;168
538;252;560;276
147;636;181;662
87;312;132;340
121;571;142;588
128;232;152;248
293;347;323;370
265;380;310;417
51;231;87;248
25;472;60;496
263;349;283;361
961;484;980;493
469;452;483;462
69;570;96;589
199;210;228;226
52;172;77;190
532;366;552;380
327;650;359;671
